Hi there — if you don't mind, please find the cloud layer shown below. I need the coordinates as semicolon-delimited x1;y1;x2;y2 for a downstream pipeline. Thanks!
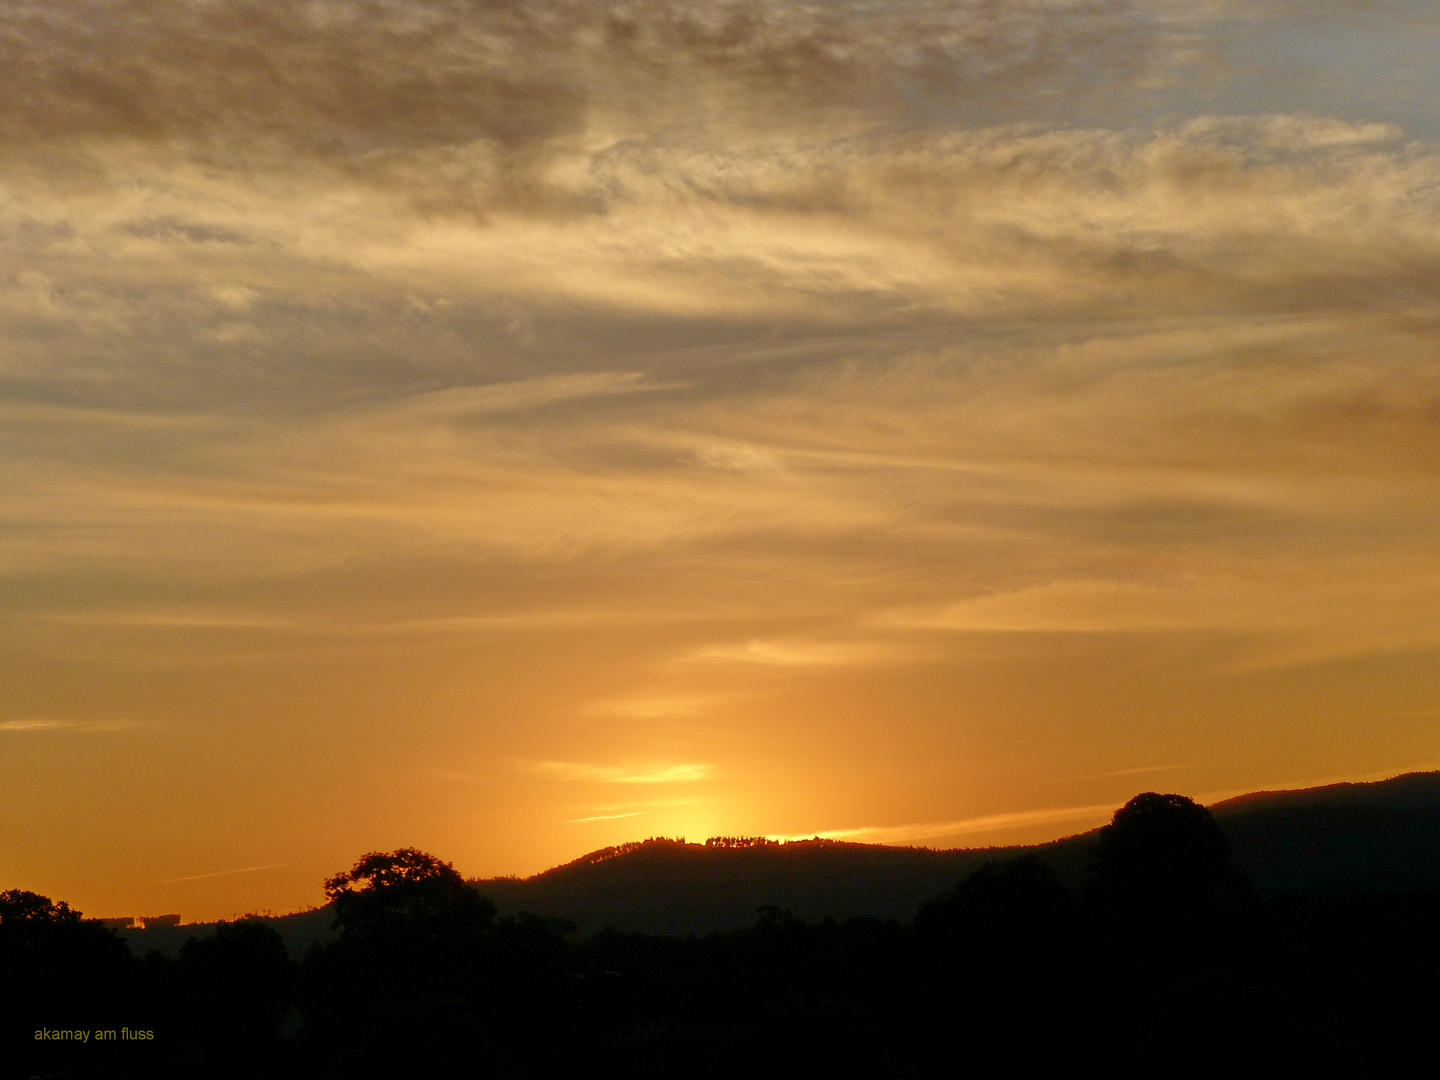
4;0;1439;915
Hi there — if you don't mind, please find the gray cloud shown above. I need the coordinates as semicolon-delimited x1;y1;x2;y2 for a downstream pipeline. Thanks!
0;1;1189;165
3;1;1432;401
0;0;584;151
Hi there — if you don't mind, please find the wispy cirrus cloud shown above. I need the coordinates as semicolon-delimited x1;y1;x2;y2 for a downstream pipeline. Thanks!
780;803;1121;845
1046;763;1202;784
684;638;911;667
0;718;152;732
585;696;724;720
386;373;685;420
157;862;287;885
526;761;715;785
0;0;1194;162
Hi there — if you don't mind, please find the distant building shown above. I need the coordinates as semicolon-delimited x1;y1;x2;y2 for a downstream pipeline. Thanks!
98;917;139;930
137;914;181;928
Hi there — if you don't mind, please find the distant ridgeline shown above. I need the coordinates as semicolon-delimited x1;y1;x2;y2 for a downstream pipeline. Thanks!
469;770;1440;936
118;905;335;960
1210;771;1440;896
97;914;180;930
119;770;1440;952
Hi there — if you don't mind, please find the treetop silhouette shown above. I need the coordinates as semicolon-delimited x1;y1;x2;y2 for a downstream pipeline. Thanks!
1088;792;1242;913
324;847;465;900
323;848;495;942
0;889;81;924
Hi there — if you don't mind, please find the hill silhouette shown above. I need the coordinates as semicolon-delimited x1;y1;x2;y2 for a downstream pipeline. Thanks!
1212;770;1440;896
468;770;1440;935
119;770;1440;951
475;838;997;937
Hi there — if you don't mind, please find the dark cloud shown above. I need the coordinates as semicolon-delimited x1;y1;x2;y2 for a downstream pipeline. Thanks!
0;0;586;154
0;0;1186;162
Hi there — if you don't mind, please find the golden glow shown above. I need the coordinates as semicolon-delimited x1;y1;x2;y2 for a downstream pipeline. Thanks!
3;1;1440;920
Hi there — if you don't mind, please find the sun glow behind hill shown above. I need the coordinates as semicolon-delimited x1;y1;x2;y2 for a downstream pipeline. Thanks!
3;0;1440;920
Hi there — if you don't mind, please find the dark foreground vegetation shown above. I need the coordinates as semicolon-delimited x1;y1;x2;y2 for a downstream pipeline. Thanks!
7;792;1439;1079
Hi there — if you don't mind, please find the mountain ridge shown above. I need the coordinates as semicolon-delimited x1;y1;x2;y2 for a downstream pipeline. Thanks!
472;770;1440;934
121;770;1440;952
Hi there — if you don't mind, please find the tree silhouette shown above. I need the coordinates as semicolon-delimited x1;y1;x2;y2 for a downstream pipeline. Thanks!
1085;789;1256;1033
307;849;505;1077
325;848;464;897
1088;793;1239;911
0;890;137;1077
0;888;81;924
323;848;496;942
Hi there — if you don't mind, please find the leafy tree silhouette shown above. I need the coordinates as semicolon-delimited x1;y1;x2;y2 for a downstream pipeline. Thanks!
1084;791;1263;1074
0;889;81;924
1088;793;1243;914
323;848;496;943
0;890;137;1079
308;850;505;1079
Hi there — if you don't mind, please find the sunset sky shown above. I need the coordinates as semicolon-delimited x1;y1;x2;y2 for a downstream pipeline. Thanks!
3;0;1439;921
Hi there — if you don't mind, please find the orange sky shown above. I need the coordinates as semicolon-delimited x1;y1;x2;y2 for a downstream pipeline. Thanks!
3;0;1440;922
